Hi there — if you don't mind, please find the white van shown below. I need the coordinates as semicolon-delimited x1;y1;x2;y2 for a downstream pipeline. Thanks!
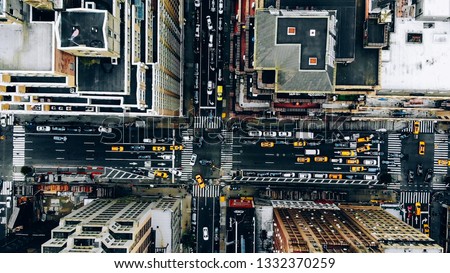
305;149;320;155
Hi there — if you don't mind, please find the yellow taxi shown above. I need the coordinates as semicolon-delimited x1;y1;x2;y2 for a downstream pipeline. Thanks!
329;173;342;179
314;156;328;163
357;135;373;143
195;174;205;188
152;146;166;152
415;202;421;215
346;159;359;164
423;223;429;236
170;145;184;151
339;150;356;157
111;146;124;152
293;141;307;147
413;121;420;135
297;157;311;163
351;166;367;172
356;144;371;153
154;171;169;179
261;141;275;148
418;141;425;155
437;159;450;166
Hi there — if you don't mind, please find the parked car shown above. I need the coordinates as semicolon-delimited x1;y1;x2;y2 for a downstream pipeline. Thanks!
408;170;414;183
52;126;66;132
218;0;223;14
263;131;277;137
206;16;213;30
98;126;112;133
152;146;166;152
363;159;377;166
278;132;292;137
260;141;274;148
138;155;151;159
248;131;262;137
190;153;198;165
194;0;200;7
0;114;6;128
282;173;296;178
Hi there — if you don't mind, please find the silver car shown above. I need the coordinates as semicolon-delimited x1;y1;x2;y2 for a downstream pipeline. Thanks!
203;227;209;240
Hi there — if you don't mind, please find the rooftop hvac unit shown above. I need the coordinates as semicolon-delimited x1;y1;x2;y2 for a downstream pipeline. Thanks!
85;1;96;9
111;58;118;65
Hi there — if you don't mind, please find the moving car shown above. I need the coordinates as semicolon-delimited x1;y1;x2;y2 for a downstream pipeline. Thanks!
298;173;312;179
346;159;359;164
206;16;213;30
199;159;212;166
0;114;6;128
170;168;183;177
336;150;356;157
154;171;169;179
314;156;328;163
217;85;223;101
416;163;423;176
364;174;378;180
408;170;414;183
329;173;342;179
203;227;209;240
415;202;421;216
98;126;112;133
363;159;377;166
207;81;214;95
260;141;274;148
282;173;295;178
356;144;371;153
52;126;66;131
218;0;223;14
278;132;292;137
194;0;200;7
418;141;425;155
248;131;262;137
152;146;166;152
138;155;151;159
190;154;198;166
413;121;420;135
293;141;306;147
424;169;433;183
131;145;145;151
350;166;367;172
263;131;277;137
111;146;124;152
357;134;374;143
160;154;174;160
423;223;429;236
170;145;184;151
37;126;51;132
437;159;450;166
195;174;205;188
297;157;310;163
53;136;67;142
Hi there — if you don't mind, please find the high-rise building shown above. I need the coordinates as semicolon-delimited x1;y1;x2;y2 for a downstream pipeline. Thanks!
0;0;183;116
151;197;182;253
41;199;153;253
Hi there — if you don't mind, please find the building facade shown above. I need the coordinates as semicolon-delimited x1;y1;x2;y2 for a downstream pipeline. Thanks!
150;197;182;253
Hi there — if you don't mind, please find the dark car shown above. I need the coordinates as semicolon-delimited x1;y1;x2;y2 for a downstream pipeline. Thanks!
399;133;410;140
408;170;414;183
269;172;282;177
424;169;433;183
131;145;145;151
257;172;270;177
199;159;212;166
416;163;423;176
230;185;241;191
244;171;257;176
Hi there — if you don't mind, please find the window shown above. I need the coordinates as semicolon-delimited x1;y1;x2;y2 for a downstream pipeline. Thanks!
287;27;296;35
309;57;317;65
310;29;316;36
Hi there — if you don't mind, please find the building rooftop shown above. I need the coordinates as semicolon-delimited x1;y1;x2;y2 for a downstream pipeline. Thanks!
60;10;106;48
254;9;335;92
381;18;450;91
0;23;53;71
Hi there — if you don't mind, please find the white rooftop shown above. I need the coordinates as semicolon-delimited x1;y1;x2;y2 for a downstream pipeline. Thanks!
381;18;450;91
0;23;53;72
420;0;450;18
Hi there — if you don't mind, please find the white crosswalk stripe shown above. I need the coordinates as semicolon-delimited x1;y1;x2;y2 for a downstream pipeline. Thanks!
12;126;26;182
181;129;194;181
403;120;434;133
102;167;149;180
220;130;233;180
387;133;402;174
194;116;222;129
433;134;448;175
399;191;430;205
192;184;221;198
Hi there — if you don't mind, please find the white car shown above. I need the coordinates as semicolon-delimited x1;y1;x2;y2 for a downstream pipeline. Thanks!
248;131;262;137
160;154;174;160
218;0;224;14
282;173;295;178
0;114;7;128
298;173;312;179
211;0;216;12
169;168;182;177
364;175;378;180
263;131;277;137
207;81;214;95
313;173;328;179
98;126;112;133
195;24;200;37
36;126;51;132
194;0;200;7
143;138;156;143
203;227;209;240
278;131;292;137
206;16;213;30
363;159;377;166
331;158;343;163
190;153;198;166
53;136;67;142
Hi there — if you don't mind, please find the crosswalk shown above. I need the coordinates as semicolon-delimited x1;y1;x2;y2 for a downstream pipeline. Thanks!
181;129;194;181
102;167;149;180
433;134;448;175
220;130;233;180
12;126;25;182
403;120;434;133
192;184;221;198
194;116;222;129
387;133;402;174
400;191;430;205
